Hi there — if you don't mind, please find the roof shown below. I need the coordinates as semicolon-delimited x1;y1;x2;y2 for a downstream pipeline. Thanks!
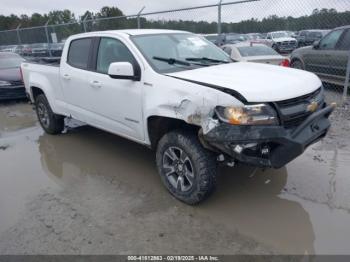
76;29;191;37
223;42;266;48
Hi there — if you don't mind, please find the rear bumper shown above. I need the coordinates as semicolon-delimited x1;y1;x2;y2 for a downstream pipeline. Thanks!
0;86;27;100
204;105;334;168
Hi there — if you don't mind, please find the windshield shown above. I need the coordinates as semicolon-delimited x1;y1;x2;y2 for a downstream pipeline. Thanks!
131;33;230;73
0;55;24;69
237;45;279;57
271;32;288;38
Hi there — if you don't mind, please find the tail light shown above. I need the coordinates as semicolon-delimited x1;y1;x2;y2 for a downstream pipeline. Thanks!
280;59;290;67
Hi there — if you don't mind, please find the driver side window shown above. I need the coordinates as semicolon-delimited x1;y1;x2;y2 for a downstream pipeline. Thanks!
96;38;135;74
319;30;344;50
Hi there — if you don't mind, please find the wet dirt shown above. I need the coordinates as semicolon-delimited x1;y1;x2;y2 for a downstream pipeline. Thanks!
0;98;350;255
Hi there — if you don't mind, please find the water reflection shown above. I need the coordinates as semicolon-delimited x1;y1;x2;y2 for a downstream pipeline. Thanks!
38;126;315;254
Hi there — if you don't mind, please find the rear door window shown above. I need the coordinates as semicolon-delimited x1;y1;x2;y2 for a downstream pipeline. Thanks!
67;38;92;69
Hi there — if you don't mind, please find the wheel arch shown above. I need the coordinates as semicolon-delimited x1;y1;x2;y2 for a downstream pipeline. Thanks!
147;115;200;150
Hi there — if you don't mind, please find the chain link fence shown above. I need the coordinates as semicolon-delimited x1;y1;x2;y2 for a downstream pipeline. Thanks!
0;0;349;102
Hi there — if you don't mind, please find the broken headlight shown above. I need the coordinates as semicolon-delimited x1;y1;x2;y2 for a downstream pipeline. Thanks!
215;104;278;125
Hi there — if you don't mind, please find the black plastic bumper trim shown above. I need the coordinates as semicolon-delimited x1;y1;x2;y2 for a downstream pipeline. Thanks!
204;105;334;168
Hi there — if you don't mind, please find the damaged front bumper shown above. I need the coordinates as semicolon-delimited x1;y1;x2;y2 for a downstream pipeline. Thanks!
203;104;334;169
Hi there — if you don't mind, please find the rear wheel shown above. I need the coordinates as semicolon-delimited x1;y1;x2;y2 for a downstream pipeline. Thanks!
35;94;64;135
291;59;304;70
156;130;218;205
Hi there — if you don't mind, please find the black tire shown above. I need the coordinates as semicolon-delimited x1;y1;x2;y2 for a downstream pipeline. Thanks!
291;59;304;70
35;94;64;135
156;130;217;205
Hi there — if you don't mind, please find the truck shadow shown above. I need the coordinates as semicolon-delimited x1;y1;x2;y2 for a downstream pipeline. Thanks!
38;125;315;254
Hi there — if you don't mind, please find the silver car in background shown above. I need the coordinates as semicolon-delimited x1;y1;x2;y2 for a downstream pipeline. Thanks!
222;42;290;66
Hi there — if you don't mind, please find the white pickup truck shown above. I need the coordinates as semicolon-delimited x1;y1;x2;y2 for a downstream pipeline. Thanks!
21;29;334;204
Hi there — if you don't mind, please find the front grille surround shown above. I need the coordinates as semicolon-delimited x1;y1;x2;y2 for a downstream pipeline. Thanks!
274;88;324;129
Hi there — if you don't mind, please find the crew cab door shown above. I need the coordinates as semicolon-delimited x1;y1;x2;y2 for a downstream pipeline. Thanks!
60;37;96;122
86;37;144;141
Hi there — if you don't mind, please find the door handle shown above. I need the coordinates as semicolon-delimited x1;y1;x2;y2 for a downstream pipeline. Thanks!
90;80;102;88
62;74;71;80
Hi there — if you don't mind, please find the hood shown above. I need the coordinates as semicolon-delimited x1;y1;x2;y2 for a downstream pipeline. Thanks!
0;67;21;82
274;37;296;42
167;62;322;102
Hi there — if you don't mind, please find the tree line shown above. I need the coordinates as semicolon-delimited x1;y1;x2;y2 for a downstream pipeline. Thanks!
0;7;349;45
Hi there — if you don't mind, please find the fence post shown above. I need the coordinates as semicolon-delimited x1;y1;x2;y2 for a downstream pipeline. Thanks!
16;24;22;45
137;6;146;29
82;14;90;32
343;51;350;104
45;20;52;57
218;0;223;36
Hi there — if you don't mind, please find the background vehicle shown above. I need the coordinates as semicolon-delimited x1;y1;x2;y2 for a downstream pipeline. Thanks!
0;52;26;100
203;34;220;45
1;45;18;53
266;31;298;53
297;30;330;47
204;33;249;46
224;33;249;44
49;43;64;57
246;33;273;47
222;42;290;66
31;43;49;57
291;25;350;86
245;33;265;41
21;44;33;56
286;31;298;38
21;29;333;204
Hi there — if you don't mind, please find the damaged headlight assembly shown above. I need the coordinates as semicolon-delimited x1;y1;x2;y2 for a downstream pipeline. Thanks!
215;104;278;125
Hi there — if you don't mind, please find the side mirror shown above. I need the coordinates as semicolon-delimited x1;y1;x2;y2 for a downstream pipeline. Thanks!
313;40;320;49
108;62;140;81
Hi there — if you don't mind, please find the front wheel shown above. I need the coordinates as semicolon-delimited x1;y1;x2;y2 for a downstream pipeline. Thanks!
35;94;64;135
156;130;218;205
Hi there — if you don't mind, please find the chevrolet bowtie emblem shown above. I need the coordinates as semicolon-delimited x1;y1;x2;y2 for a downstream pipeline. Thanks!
307;101;318;112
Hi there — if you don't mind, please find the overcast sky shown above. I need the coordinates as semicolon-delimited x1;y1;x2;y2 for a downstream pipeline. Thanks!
1;0;349;23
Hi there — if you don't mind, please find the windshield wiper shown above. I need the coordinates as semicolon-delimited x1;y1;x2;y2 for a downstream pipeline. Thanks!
153;56;191;66
185;57;230;64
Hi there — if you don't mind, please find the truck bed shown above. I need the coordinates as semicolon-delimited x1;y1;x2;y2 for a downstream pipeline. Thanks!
25;57;61;66
21;59;64;104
